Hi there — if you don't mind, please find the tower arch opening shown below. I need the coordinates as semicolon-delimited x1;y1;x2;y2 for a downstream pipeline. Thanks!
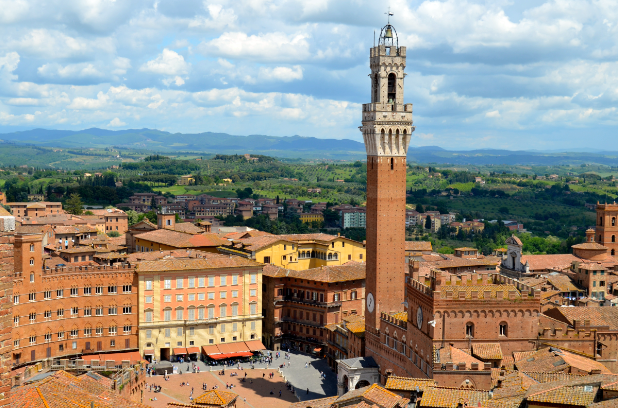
387;73;396;104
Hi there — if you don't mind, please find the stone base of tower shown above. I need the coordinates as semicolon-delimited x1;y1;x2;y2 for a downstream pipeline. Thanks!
364;323;425;385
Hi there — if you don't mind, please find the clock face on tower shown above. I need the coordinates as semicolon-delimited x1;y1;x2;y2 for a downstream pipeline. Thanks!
417;307;423;329
367;293;375;313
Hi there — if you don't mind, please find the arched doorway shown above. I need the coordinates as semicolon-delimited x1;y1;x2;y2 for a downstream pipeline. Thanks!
343;375;349;394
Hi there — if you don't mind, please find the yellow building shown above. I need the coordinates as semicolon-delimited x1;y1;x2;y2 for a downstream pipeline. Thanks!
300;213;324;224
137;255;264;362
177;175;195;185
451;221;485;234
218;233;366;270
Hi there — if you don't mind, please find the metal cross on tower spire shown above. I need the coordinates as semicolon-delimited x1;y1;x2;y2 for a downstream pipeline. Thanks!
385;7;393;23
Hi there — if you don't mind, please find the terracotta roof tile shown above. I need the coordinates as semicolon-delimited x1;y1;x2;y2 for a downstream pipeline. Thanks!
515;347;612;374
262;262;365;283
546;274;579;292
136;229;228;248
551;307;618;330
12;370;149;408
385;376;436;392
136;254;261;272
419;388;490;408
526;384;598;405
520;254;579;271
513;351;536;362
472;343;503;360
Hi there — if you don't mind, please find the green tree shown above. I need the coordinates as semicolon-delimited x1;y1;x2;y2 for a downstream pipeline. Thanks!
65;193;84;215
425;215;432;230
322;208;340;228
126;210;139;226
417;204;425;213
107;231;120;237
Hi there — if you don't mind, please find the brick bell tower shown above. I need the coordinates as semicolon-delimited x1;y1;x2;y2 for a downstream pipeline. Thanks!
362;22;414;335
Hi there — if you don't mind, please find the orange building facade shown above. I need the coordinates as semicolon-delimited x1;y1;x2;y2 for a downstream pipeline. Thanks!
11;233;138;367
262;263;366;354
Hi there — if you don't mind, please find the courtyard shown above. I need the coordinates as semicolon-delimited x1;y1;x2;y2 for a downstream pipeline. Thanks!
141;351;338;407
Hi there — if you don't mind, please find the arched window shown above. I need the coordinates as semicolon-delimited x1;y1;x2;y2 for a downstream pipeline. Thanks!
612;249;616;256
600;217;603;226
30;244;34;252
387;73;396;103
333;253;338;260
499;323;508;337
613;235;616;243
380;129;386;154
395;129;400;154
372;73;379;103
327;253;332;260
613;217;616;226
465;323;474;337
29;258;34;266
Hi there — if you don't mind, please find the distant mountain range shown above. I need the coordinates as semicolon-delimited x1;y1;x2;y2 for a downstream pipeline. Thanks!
2;127;618;165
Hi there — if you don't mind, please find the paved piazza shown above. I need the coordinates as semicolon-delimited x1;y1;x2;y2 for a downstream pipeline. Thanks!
142;351;338;407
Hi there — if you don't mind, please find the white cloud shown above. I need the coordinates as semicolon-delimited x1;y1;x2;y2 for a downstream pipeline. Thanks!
0;0;29;23
140;48;189;75
485;110;500;118
258;66;303;82
38;62;104;79
108;117;126;127
112;57;132;76
6;98;40;106
10;29;115;58
68;91;109;109
200;32;311;62
163;76;185;86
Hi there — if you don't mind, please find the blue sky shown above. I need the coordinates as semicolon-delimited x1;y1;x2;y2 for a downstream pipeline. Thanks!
1;0;618;150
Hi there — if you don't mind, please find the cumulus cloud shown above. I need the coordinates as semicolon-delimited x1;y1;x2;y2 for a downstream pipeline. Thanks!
38;62;104;79
140;49;189;75
199;32;311;62
68;91;109;109
1;0;618;147
258;66;303;82
108;117;126;127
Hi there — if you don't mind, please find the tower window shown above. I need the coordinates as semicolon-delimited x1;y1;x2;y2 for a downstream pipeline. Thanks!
466;323;474;337
387;73;396;103
613;217;616;226
391;158;394;170
499;323;507;337
613;235;616;243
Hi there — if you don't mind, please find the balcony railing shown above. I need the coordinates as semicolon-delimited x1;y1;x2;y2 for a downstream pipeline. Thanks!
283;296;341;308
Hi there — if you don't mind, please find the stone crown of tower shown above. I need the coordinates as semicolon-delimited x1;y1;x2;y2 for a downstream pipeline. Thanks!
360;21;415;157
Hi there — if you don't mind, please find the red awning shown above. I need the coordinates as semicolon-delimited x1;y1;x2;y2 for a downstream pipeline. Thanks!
313;348;322;353
208;351;253;360
173;348;188;355
202;345;222;357
143;349;155;355
218;342;249;354
244;340;266;352
186;347;200;354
